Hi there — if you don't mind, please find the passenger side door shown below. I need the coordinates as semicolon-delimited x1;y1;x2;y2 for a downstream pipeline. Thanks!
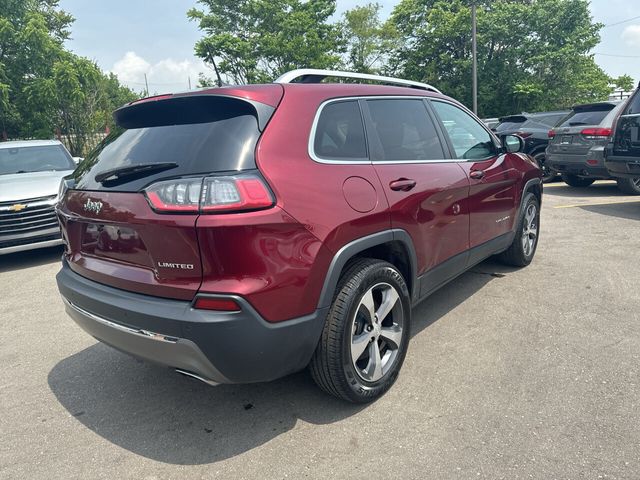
362;98;471;291
430;100;519;249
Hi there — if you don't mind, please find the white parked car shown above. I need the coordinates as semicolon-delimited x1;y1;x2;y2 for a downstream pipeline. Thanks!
0;140;77;255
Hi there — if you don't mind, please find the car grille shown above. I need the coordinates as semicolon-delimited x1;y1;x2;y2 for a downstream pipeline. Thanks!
0;195;59;237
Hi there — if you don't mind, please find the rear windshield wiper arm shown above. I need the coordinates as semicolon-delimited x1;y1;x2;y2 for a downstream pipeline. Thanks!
95;162;178;184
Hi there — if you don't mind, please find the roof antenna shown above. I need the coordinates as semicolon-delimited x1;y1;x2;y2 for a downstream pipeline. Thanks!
205;48;224;88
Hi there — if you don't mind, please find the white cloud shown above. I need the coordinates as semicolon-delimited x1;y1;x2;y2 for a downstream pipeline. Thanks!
110;51;208;93
622;24;640;48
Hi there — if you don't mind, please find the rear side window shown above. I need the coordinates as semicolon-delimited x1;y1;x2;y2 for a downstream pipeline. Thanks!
313;101;367;160
366;99;445;161
431;101;497;160
74;96;267;191
558;105;616;127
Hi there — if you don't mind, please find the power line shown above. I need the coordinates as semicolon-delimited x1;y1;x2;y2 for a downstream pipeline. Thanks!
603;15;640;28
593;52;640;58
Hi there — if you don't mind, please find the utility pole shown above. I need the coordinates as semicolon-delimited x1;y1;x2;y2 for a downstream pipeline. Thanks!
188;76;191;90
144;73;150;96
471;1;478;115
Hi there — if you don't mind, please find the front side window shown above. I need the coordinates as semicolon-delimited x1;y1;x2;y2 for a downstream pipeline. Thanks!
431;101;497;160
313;101;367;160
367;99;445;161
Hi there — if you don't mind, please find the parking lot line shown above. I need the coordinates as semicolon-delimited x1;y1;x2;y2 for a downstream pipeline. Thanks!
553;199;640;209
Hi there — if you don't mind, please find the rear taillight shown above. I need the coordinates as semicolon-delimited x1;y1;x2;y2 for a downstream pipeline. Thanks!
548;130;556;138
516;131;532;138
193;297;241;311
144;174;274;214
581;127;612;139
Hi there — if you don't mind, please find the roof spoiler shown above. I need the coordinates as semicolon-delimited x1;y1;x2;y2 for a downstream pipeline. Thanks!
114;94;276;131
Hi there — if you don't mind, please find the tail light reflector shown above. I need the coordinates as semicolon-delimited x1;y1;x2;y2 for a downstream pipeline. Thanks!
193;297;241;311
144;174;274;214
581;128;612;139
548;130;556;138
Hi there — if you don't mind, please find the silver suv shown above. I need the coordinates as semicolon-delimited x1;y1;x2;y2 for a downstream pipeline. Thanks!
0;140;76;255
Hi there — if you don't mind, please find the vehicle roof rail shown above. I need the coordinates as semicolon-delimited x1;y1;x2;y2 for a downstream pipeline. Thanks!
274;69;441;94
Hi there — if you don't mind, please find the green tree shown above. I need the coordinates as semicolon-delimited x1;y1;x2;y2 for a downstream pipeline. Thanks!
390;0;614;117
341;3;400;74
188;0;344;84
612;74;635;92
0;0;137;152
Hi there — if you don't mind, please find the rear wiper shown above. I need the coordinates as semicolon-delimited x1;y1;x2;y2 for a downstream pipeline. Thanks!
95;162;178;184
568;122;588;126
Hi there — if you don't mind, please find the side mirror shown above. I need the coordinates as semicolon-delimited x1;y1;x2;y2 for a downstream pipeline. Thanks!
502;135;524;153
72;156;83;165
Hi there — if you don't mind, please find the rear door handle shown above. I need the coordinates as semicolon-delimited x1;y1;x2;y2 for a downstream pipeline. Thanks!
470;170;485;180
389;178;417;192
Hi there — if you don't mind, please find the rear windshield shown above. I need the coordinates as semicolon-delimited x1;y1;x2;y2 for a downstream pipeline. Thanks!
74;97;264;191
0;144;74;176
558;105;616;128
495;120;526;133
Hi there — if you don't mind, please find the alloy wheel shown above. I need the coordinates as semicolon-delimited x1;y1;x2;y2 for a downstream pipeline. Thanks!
350;282;404;383
521;203;538;257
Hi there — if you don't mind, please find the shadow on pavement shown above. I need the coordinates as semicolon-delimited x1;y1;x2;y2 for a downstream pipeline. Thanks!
580;202;640;221
48;258;507;465
0;245;63;273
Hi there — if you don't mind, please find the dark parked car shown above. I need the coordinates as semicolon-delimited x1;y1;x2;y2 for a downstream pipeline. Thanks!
605;86;640;194
494;111;569;182
546;101;639;193
56;69;542;403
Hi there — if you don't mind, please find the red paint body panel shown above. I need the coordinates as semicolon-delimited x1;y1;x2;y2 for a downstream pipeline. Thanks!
372;163;470;274
457;154;521;247
58;190;202;300
196;206;333;322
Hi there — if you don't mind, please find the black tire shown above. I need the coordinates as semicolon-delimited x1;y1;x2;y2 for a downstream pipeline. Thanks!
498;193;540;267
532;151;555;183
561;174;595;188
310;258;411;403
616;177;640;195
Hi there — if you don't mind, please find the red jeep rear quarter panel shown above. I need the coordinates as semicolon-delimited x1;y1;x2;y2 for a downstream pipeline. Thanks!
196;207;333;322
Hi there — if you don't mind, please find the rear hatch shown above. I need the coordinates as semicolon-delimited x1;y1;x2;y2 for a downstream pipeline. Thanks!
548;102;621;156
612;90;640;160
57;87;282;300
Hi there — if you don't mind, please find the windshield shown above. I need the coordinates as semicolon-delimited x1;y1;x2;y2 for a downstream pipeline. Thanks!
0;144;74;175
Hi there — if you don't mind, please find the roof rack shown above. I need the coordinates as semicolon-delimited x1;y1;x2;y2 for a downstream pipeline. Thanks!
274;69;441;94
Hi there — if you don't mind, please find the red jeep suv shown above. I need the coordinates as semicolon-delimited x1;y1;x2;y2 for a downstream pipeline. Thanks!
56;69;542;403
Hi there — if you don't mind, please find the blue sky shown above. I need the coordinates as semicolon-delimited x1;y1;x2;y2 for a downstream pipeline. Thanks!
59;0;640;94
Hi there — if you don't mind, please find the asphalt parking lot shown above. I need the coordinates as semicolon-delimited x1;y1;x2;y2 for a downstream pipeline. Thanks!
1;181;639;479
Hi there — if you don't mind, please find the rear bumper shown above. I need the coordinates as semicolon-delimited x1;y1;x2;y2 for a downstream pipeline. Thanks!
56;261;328;384
605;154;640;179
546;152;609;178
